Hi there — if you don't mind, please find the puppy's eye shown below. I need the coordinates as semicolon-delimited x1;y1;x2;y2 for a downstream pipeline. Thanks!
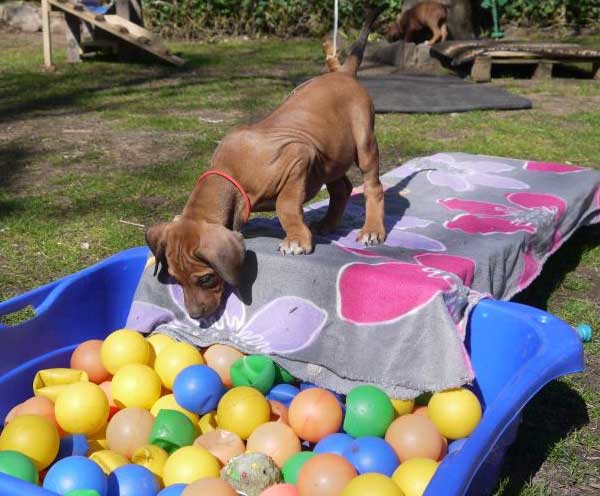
196;274;218;288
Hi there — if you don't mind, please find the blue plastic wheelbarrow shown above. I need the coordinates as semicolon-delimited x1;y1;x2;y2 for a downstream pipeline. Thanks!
0;247;584;495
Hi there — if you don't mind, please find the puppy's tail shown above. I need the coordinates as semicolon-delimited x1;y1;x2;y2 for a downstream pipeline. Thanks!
342;4;385;77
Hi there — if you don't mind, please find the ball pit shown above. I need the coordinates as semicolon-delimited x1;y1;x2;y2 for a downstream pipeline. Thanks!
269;400;289;424
313;433;354;457
149;409;197;454
106;407;155;459
297;453;357;496
282;451;315;484
261;483;299;496
111;364;162;409
288;388;343;443
428;388;482;440
162;445;220;486
385;414;444;462
267;384;300;408
392;458;439;496
4;396;60;430
89;450;129;474
342;437;399;476
0;450;39;484
194;429;245;465
55;382;109;435
43;456;108;496
57;434;90;460
132;445;169;483
100;329;151;375
71;340;111;384
154;342;204;390
147;334;175;362
107;464;160;496
217;386;271;440
203;344;244;388
246;421;301;468
343;385;394;438
151;394;199;424
341;473;403;496
173;364;226;415
181;477;238;496
230;355;277;393
157;484;186;496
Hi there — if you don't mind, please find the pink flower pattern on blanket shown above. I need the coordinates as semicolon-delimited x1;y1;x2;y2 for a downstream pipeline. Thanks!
524;161;587;174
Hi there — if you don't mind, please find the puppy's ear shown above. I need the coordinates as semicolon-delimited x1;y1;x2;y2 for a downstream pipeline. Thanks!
145;223;170;277
195;222;246;287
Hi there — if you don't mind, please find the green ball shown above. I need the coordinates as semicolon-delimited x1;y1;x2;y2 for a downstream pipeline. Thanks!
275;363;296;385
230;355;277;393
343;385;394;437
0;450;39;484
282;451;315;484
65;491;101;496
149;409;196;454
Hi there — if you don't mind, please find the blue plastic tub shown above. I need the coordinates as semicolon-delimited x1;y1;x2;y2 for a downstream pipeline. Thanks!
0;247;584;495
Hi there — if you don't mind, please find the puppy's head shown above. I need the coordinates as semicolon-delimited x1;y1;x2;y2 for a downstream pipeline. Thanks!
145;218;245;319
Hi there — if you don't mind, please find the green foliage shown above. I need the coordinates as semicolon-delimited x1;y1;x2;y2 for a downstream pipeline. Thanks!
500;0;600;28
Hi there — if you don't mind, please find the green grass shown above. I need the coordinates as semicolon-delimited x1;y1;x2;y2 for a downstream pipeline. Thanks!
1;32;599;494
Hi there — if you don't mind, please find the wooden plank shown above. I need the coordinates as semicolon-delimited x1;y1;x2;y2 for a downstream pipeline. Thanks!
41;0;53;68
594;63;600;81
533;61;553;79
47;0;184;65
64;13;82;63
471;56;492;83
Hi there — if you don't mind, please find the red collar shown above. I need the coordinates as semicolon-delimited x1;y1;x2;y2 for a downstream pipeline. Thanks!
196;170;252;224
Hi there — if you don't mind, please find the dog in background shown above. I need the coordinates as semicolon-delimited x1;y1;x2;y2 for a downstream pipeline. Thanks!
387;1;449;45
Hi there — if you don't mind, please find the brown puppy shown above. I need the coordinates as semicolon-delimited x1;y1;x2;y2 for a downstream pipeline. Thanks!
387;1;448;45
146;7;385;319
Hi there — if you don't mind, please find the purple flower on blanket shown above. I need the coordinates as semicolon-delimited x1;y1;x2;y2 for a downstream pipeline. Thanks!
524;161;587;174
389;153;530;192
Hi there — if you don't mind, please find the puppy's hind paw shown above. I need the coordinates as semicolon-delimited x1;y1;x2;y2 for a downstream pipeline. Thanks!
356;229;386;246
278;238;313;255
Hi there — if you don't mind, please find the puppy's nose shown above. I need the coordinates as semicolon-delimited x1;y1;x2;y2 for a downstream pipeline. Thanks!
188;304;207;320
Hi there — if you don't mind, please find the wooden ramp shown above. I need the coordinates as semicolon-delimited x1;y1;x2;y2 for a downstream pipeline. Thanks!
42;0;185;67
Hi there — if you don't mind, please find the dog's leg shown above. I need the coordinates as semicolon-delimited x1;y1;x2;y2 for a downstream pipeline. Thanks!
356;135;385;245
277;170;314;255
426;24;442;45
312;175;353;235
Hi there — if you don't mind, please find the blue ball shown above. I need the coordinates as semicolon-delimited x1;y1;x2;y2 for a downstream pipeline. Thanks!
314;433;354;456
57;435;90;461
342;437;399;476
266;384;300;408
108;465;160;496
43;456;107;496
173;364;226;415
576;323;592;342
448;437;468;454
157;484;186;496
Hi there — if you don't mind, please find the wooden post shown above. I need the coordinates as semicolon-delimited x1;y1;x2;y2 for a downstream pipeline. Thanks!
65;13;82;63
533;61;553;80
41;0;53;68
471;56;492;83
593;63;600;81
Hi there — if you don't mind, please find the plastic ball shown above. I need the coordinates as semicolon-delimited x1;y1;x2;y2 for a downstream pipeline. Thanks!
198;411;218;435
203;344;244;387
297;453;356;496
154;342;204;390
147;334;175;362
270;400;289;424
173;364;226;415
55;382;109;435
282;451;315;484
132;445;168;483
217;386;271;440
247;421;301;468
149;409;196;454
99;381;119;420
33;368;89;402
106;407;155;459
274;364;295;385
89;450;129;474
261;484;299;496
288;388;343;443
391;399;415;417
267;384;300;408
428;388;482;440
0;414;59;470
576;323;592;342
438;437;448;461
412;406;428;417
392;458;439;496
151;394;198;425
43;456;108;496
162;445;220;486
342;437;399;476
182;478;238;496
57;435;90;460
71;340;111;384
101;329;151;375
313;434;353;457
344;385;394;438
65;491;102;496
157;485;186;496
111;364;162;409
341;473;403;496
194;429;245;465
230;355;277;393
0;450;39;483
4;395;60;430
385;414;444;462
107;464;160;496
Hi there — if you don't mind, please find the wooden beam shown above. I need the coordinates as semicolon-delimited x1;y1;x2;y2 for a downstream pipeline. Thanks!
471;56;492;83
64;13;82;63
41;0;53;69
533;61;553;80
593;63;600;81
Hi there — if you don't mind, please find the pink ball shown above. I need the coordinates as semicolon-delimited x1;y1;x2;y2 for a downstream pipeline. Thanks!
261;484;299;496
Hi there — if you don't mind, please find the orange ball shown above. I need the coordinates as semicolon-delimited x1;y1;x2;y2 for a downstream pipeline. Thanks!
70;340;111;384
4;396;61;432
270;400;289;425
194;429;245;465
261;484;299;496
297;453;357;496
203;344;244;387
106;407;155;459
385;414;444;462
438;436;448;461
247;422;301;468
413;406;429;417
288;389;343;443
99;381;119;420
182;477;238;496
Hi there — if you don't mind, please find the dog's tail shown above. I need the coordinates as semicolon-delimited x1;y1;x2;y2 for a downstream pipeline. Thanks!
342;4;385;77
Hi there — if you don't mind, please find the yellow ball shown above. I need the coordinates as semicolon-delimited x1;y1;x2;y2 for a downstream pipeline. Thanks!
154;342;204;390
428;388;482;440
198;411;218;435
101;329;151;375
0;414;59;470
151;394;199;425
89;450;129;474
391;399;415;417
392;458;439;496
55;382;109;435
216;387;270;440
147;334;175;366
133;444;169;483
162;445;220;486
342;473;404;496
111;364;162;409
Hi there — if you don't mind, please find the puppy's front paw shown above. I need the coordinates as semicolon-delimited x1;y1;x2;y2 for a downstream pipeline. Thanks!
356;227;386;246
279;237;313;255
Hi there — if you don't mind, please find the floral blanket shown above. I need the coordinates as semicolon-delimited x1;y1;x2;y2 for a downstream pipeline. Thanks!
126;153;600;398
